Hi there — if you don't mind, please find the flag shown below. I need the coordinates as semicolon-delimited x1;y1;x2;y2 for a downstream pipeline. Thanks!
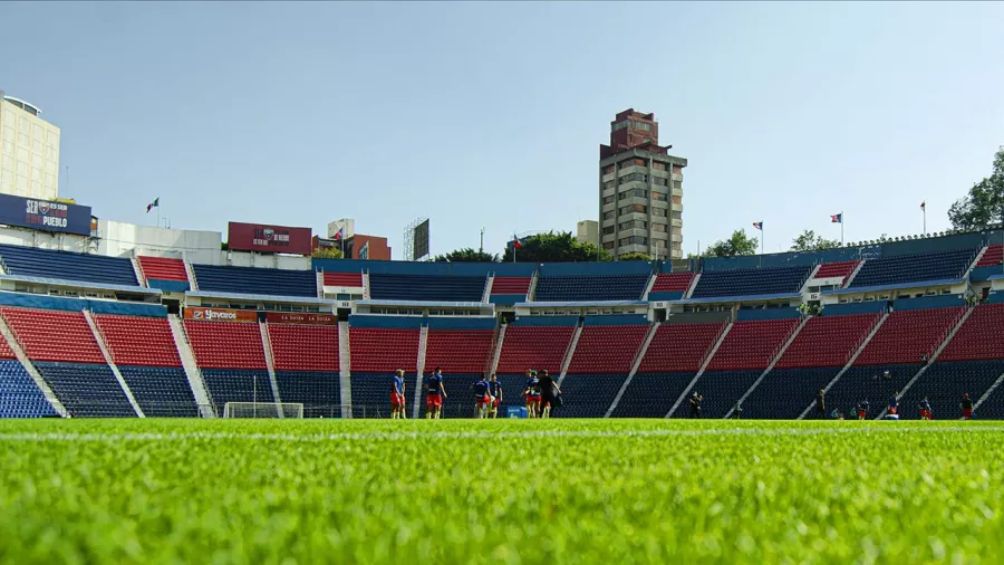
831;213;843;224
511;234;523;249
146;197;159;213
333;227;344;241
752;221;763;231
920;201;926;211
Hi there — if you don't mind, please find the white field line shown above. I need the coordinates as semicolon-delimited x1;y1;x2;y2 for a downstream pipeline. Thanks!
0;425;1000;443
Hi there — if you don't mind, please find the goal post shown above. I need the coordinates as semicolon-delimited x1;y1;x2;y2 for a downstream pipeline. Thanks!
222;402;304;419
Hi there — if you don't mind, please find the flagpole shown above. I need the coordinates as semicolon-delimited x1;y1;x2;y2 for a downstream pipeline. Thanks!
841;213;844;246
923;206;927;236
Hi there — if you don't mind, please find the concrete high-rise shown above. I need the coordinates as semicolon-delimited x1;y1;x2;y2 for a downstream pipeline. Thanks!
599;109;686;260
0;91;61;200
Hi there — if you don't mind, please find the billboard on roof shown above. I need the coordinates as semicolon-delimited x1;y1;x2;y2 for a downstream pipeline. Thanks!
228;222;312;255
0;193;91;236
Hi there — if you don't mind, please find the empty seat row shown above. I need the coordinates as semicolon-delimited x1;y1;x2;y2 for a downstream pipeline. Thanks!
350;372;416;418
276;371;341;418
939;304;1004;362
670;370;762;418
0;359;57;417
423;329;494;374
854;307;963;366
268;323;339;372
490;276;531;295
34;362;136;417
637;322;725;373
201;369;274;416
813;261;859;283
350;328;420;372
849;248;976;288
1;307;106;364
323;271;363;287
184;320;267;369
193;264;317;297
95;314;181;367
496;325;574;374
118;366;199;417
0;243;139;287
897;360;1004;420
611;372;695;418
535;275;649;302
369;274;485;302
567;325;648;374
775;314;878;369
554;374;627;418
138;256;189;282
691;265;812;299
976;244;1003;267
707;319;799;371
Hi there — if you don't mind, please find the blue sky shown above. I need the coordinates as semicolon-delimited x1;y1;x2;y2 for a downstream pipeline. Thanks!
1;2;1002;258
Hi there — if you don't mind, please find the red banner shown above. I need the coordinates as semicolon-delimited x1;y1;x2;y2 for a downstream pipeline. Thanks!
183;307;258;323
227;222;312;255
265;312;337;325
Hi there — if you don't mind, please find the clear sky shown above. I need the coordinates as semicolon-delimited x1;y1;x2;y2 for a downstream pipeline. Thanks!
1;2;1002;258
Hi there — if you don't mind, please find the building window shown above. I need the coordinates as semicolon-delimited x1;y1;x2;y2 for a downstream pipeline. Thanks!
673;181;682;189
652;191;667;201
652;162;667;171
620;172;647;183
672;196;682;206
603;195;615;204
671;211;683;220
653;223;668;233
652;208;668;217
602;226;615;235
653;177;667;186
603;211;615;220
631;122;652;132
603;242;615;250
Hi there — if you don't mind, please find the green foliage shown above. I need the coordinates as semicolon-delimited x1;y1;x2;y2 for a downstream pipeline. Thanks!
706;229;759;257
617;252;652;261
790;230;840;252
0;419;1002;563
501;231;610;262
433;248;499;263
312;247;344;259
949;148;1004;230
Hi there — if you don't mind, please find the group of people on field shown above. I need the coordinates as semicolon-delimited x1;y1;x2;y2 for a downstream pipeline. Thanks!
817;388;977;420
388;368;562;419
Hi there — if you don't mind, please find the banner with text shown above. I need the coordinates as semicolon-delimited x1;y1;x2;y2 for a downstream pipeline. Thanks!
264;312;337;325
228;222;312;255
0;193;92;236
183;307;258;323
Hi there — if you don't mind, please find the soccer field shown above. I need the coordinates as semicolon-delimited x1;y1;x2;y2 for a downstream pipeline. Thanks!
1;419;1002;564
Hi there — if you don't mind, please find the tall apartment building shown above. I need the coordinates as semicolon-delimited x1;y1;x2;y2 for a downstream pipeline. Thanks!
599;109;686;260
0;91;61;200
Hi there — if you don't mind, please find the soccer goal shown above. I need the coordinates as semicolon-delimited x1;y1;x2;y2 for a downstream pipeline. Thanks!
222;402;304;419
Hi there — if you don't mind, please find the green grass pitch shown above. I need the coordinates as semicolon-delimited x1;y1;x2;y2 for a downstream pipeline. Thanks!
1;419;1002;564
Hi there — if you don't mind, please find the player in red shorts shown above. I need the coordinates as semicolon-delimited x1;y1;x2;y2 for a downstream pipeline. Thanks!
390;369;407;419
522;370;541;418
425;367;447;419
473;375;492;418
918;397;933;420
961;392;974;420
487;373;503;419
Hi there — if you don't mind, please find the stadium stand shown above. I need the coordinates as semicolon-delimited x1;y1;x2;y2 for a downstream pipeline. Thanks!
192;264;317;297
813;261;859;285
741;367;844;419
558;374;630;418
898;361;1004;420
323;271;363;287
534;275;648;301
853;307;963;366
268;323;341;417
706;319;799;371
0;337;56;418
420;320;495;418
672;370;763;419
490;276;532;299
0;243;139;287
977;244;1003;267
978;381;1004;420
648;272;695;300
690;265;812;299
138;256;190;292
0;307;106;364
494;319;577;411
94;314;197;416
938;303;1004;362
848;248;976;288
822;364;919;419
184;319;270;414
610;372;695;418
349;319;421;418
368;273;485;302
774;314;879;369
32;362;136;417
557;320;649;418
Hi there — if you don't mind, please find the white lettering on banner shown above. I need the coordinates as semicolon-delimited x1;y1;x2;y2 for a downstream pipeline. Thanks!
192;309;238;321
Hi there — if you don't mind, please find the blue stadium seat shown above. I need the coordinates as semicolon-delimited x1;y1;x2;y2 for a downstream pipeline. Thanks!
118;366;199;417
849;249;976;288
350;372;416;419
0;359;57;418
0;244;138;287
978;381;1004;420
896;360;1004;420
739;367;839;419
822;364;918;418
496;373;530;412
192;264;317;297
690;266;812;299
201;369;274;415
369;274;485;302
553;374;626;418
670;370;763;418
611;372;694;418
275;371;341;418
34;362;136;417
534;275;649;301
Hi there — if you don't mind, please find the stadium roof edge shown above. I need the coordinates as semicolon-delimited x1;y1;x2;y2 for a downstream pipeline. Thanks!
0;274;161;296
823;278;964;296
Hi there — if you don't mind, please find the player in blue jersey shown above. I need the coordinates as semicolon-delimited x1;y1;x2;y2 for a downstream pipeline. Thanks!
523;370;541;418
425;367;447;419
390;369;407;419
918;397;933;420
473;375;491;418
487;373;502;418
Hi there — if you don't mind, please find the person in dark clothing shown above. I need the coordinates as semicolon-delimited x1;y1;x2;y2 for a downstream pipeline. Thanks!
472;375;491;419
487;373;503;419
961;393;974;420
816;389;826;418
856;400;870;420
538;369;559;419
689;391;703;419
918;397;933;420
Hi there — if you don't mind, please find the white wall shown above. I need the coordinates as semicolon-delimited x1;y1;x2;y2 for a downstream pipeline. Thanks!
0;97;60;201
0;225;93;253
95;219;222;264
223;250;311;270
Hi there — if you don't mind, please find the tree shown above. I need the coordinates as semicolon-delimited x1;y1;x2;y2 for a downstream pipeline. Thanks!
706;229;759;257
434;248;499;263
618;252;652;261
790;230;840;252
948;148;1004;230
501;231;611;262
312;247;343;259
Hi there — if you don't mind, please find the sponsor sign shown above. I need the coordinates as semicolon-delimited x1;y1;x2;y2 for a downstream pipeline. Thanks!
183;306;258;323
264;312;337;325
228;222;312;255
0;193;92;236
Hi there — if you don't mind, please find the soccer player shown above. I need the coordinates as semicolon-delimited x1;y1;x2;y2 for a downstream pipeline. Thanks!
539;369;559;419
425;367;447;419
816;388;826;419
523;370;541;418
390;369;407;420
487;373;503;419
961;392;974;420
886;394;899;419
856;400;870;420
473;374;491;419
688;391;702;419
918;397;933;420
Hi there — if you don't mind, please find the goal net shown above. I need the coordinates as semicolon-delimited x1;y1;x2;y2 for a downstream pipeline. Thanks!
222;402;304;419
